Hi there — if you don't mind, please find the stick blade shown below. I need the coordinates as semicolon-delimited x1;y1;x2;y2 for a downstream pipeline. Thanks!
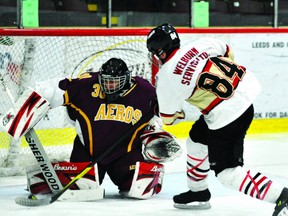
15;196;52;207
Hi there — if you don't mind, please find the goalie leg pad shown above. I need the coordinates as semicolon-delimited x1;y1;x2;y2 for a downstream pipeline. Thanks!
26;161;101;195
127;161;164;199
0;88;50;139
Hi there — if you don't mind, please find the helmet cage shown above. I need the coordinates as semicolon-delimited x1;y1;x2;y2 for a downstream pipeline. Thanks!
99;73;130;95
151;48;165;58
98;57;131;96
148;52;164;68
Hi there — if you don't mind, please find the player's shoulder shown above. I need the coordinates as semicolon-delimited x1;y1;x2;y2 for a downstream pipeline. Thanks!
131;76;156;95
133;76;154;88
72;72;99;84
59;72;99;90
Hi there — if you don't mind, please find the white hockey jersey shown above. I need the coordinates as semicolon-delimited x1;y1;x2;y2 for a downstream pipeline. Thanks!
156;37;261;130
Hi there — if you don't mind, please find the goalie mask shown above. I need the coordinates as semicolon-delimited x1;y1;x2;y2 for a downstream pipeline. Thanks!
99;58;132;102
147;23;180;63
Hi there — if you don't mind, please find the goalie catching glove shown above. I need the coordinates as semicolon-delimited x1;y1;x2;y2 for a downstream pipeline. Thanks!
141;125;182;163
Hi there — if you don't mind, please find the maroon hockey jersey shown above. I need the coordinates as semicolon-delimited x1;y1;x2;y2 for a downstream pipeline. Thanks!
59;73;156;164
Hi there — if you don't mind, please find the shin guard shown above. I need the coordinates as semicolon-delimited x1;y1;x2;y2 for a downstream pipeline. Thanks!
128;161;164;199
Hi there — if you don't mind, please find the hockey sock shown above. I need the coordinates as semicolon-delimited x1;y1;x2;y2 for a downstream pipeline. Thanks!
217;166;284;203
186;138;210;192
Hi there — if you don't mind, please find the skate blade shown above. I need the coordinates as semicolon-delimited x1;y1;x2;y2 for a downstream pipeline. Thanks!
173;201;211;210
276;206;288;216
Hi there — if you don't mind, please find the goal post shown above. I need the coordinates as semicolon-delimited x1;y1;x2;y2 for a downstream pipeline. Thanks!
0;28;155;176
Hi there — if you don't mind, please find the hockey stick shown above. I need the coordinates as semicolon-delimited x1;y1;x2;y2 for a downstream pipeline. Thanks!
25;129;64;193
15;113;152;207
0;37;65;193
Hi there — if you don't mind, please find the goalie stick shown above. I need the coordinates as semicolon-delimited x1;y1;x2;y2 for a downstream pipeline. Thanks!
0;57;64;201
15;113;152;207
0;80;64;194
0;38;81;199
0;81;105;203
0;72;64;193
24;129;64;193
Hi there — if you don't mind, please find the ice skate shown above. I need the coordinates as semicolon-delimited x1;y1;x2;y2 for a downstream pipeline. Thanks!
173;189;211;210
273;188;288;216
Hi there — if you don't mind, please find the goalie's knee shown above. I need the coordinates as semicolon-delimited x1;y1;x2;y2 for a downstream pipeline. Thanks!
126;161;164;199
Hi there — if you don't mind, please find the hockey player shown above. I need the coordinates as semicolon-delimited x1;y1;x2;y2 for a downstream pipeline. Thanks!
146;23;288;216
1;57;182;200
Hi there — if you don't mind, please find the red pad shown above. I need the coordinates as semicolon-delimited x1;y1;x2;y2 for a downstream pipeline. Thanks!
28;161;96;195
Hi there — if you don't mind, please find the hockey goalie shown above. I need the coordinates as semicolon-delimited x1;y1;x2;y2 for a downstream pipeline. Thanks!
0;58;182;201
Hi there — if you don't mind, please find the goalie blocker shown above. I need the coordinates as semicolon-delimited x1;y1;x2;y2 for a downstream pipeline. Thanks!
27;161;164;200
0;88;50;140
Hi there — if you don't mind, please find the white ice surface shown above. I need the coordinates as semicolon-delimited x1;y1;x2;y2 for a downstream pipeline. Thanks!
1;133;288;216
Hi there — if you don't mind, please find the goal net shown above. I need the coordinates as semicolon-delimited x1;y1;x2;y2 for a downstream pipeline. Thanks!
0;28;153;176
